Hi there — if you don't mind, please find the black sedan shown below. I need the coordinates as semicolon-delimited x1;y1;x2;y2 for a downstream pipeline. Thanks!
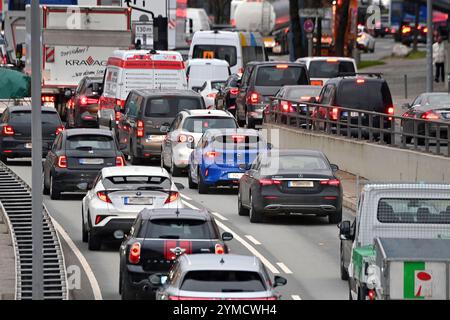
402;92;450;144
238;149;342;224
214;74;241;116
43;128;126;200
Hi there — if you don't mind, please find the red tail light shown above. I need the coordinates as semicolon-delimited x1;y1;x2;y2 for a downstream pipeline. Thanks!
259;178;281;186
330;107;339;120
57;155;67;168
402;26;412;34
116;99;125;108
247;92;260;104
2;125;15;136
276;64;288;69
115;156;125;167
205;151;217;158
311;80;323;86
99;96;115;110
320;179;340;186
136;120;145;138
95;215;108;225
230;88;239;95
421;111;440;120
177;134;194;143
2;55;7;65
97;191;112;203
129;243;141;264
215;244;225;254
368;289;375;300
55;126;64;135
387;106;395;115
280;101;294;113
164;191;179;204
79;96;98;106
115;111;122;122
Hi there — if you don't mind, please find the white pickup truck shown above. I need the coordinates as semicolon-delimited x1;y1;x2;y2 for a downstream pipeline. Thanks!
338;183;450;300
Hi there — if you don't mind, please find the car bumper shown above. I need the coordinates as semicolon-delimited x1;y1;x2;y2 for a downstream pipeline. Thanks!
1;139;54;158
123;265;169;298
203;165;245;186
172;145;193;168
91;218;135;238
53;169;99;192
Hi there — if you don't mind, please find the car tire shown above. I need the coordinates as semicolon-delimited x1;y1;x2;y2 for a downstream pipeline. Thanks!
43;172;50;195
88;229;102;251
170;158;182;177
121;272;136;300
238;191;249;216
328;209;342;224
249;195;263;223
198;169;209;194
188;166;197;189
82;210;88;243
49;175;61;200
340;244;349;281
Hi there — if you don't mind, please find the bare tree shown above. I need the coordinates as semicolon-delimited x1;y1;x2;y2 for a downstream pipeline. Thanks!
208;0;231;24
335;0;351;56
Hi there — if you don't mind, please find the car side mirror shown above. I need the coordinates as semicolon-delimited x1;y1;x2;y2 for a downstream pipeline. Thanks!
330;164;339;172
273;276;287;288
338;221;352;240
187;140;195;149
174;182;185;190
149;274;167;286
160;125;169;133
221;232;233;242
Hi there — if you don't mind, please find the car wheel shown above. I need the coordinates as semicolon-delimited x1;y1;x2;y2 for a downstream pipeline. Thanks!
121;272;136;300
43;171;50;195
49;175;61;200
198;169;209;194
170;157;182;177
88;229;102;251
328;208;342;224
238;191;249;216
249;194;263;223
340;244;349;281
188;166;197;189
82;210;88;243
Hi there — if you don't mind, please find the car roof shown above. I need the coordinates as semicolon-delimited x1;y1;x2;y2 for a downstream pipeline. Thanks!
7;106;58;113
253;61;305;68
282;85;322;91
363;183;450;193
205;128;260;137
132;89;201;98
178;254;262;272
326;76;386;85
139;208;213;221
182;109;233;117
101;166;170;178
64;128;113;137
187;59;230;66
297;56;356;63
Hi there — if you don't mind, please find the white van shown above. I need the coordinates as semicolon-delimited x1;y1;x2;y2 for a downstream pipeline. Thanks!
99;50;187;123
186;58;230;90
186;8;210;35
188;30;267;74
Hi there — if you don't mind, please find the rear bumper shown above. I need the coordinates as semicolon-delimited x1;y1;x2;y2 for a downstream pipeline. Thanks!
202;165;245;186
53;169;99;192
1;138;54;158
136;138;164;158
172;145;193;168
92;218;135;238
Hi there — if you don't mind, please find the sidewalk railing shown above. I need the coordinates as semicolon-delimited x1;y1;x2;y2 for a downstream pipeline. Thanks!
264;97;450;157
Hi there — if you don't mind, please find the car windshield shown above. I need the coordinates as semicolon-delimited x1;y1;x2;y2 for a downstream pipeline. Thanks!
309;61;356;78
262;155;329;171
145;219;213;239
192;45;237;66
10;111;61;125
180;271;266;292
66;135;114;150
336;80;393;111
144;97;203;118
183;117;237;133
255;66;308;86
377;198;450;224
425;95;450;107
102;176;172;190
285;87;322;100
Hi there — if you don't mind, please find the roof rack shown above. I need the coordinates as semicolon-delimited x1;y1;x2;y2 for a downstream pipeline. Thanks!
338;72;383;78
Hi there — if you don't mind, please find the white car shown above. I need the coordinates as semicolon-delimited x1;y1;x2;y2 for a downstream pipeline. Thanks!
198;80;227;109
186;58;230;90
357;25;376;53
161;109;238;176
81;166;184;251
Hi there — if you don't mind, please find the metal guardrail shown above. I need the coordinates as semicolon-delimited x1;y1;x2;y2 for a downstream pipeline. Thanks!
0;162;67;300
265;98;450;157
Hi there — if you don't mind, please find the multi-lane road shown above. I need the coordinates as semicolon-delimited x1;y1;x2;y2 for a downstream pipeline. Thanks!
7;159;354;300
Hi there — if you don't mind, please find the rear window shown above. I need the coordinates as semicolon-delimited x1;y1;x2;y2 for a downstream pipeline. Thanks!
183;117;237;133
189;65;230;80
180;271;266;292
211;81;226;91
309;61;356;78
10;111;61;125
144;97;204;118
285;87;322;100
262;155;329;171
102;176;171;190
146;219;214;239
213;135;261;149
66;135;114;150
336;80;393;111
377;198;450;224
192;45;237;67
255;66;308;86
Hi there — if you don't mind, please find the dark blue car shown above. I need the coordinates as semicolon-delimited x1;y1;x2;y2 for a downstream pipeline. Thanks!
187;129;269;194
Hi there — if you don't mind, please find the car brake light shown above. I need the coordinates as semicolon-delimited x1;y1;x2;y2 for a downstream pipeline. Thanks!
356;79;365;84
136;120;144;138
402;26;412;34
248;92;260;104
320;179;340;186
116;99;124;107
326;58;338;63
164;191;179;204
205;151;217;159
280;101;293;113
215;244;225;254
231;135;246;143
2;125;15;136
230;88;239;95
330;107;339;120
79;96;98;106
311;80;323;86
95;215;109;225
423;27;428;33
259;178;281;186
115;156;125;167
97;191;112;203
177;134;194;143
41;95;55;103
115;111;122;122
422;111;440;120
276;64;288;69
55;126;64;135
129;243;141;264
387;107;395;115
57;155;67;168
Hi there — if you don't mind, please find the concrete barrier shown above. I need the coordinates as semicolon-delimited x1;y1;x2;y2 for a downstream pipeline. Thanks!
264;123;450;182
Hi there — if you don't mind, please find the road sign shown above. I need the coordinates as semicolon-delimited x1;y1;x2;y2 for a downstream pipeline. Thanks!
304;19;315;34
134;22;153;48
299;8;325;18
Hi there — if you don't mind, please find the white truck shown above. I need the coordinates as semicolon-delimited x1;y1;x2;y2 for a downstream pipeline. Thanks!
3;9;26;67
24;5;132;116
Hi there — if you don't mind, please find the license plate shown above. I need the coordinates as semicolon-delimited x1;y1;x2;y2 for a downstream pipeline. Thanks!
79;158;104;165
147;135;165;142
43;102;55;108
25;143;32;149
228;173;244;179
288;181;314;188
124;197;153;205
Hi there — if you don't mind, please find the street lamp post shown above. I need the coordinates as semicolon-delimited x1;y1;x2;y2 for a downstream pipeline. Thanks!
426;0;433;92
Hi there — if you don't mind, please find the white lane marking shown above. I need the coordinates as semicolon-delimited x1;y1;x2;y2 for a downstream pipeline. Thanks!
180;194;192;201
245;235;261;245
276;262;293;274
51;219;103;300
291;295;302;300
181;200;280;274
210;212;228;221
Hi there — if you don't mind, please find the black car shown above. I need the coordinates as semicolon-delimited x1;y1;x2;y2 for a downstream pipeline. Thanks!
43;128;125;200
119;208;233;300
0;106;64;163
66;76;103;128
235;62;309;128
116;89;205;164
214;74;241;116
402;92;450;144
238;149;342;224
314;74;394;143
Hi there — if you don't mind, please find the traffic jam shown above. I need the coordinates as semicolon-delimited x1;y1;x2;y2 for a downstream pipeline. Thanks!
2;0;450;304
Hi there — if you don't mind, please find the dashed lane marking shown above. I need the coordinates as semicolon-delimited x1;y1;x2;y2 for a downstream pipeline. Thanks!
291;295;302;300
276;262;293;274
245;235;261;245
211;212;228;221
